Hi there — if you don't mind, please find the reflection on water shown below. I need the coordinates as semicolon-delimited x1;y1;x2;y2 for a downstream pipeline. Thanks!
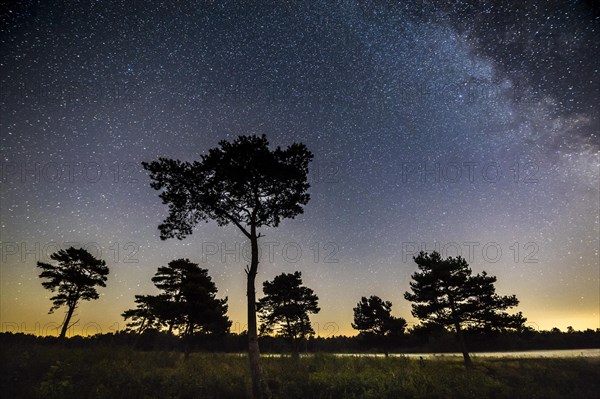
332;349;600;358
248;349;600;358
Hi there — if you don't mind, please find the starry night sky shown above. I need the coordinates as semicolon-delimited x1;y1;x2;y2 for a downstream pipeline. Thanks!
1;0;598;336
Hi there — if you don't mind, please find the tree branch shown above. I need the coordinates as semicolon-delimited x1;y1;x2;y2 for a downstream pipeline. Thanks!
221;212;251;239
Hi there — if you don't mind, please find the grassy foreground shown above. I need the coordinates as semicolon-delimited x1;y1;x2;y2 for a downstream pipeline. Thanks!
1;344;599;399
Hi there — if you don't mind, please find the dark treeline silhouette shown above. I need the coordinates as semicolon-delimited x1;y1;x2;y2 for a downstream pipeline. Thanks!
2;327;598;354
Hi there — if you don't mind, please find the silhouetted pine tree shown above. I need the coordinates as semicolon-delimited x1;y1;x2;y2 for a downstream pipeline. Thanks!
405;251;525;367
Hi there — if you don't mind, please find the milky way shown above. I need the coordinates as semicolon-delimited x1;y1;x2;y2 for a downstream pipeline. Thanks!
1;0;598;336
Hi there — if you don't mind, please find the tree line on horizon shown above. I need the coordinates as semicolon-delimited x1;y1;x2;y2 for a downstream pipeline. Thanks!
36;135;529;398
4;320;598;353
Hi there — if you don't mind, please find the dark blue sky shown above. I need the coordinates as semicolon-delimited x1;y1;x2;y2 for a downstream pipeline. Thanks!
1;0;598;335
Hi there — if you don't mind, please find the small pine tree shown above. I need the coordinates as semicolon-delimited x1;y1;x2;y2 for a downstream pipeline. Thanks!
257;271;320;356
37;247;109;338
404;251;525;367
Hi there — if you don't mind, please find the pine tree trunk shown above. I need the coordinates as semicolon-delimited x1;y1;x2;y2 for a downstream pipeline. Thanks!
183;324;191;360
59;304;76;339
454;321;473;368
284;314;298;359
448;294;472;368
291;339;300;359
247;226;266;399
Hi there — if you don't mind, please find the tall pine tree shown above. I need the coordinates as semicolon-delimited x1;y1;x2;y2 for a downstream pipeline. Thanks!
142;135;312;398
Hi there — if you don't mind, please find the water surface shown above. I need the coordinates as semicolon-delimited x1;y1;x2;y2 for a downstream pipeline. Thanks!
332;349;600;358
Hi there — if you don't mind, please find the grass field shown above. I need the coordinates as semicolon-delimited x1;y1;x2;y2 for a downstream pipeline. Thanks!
1;344;599;398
